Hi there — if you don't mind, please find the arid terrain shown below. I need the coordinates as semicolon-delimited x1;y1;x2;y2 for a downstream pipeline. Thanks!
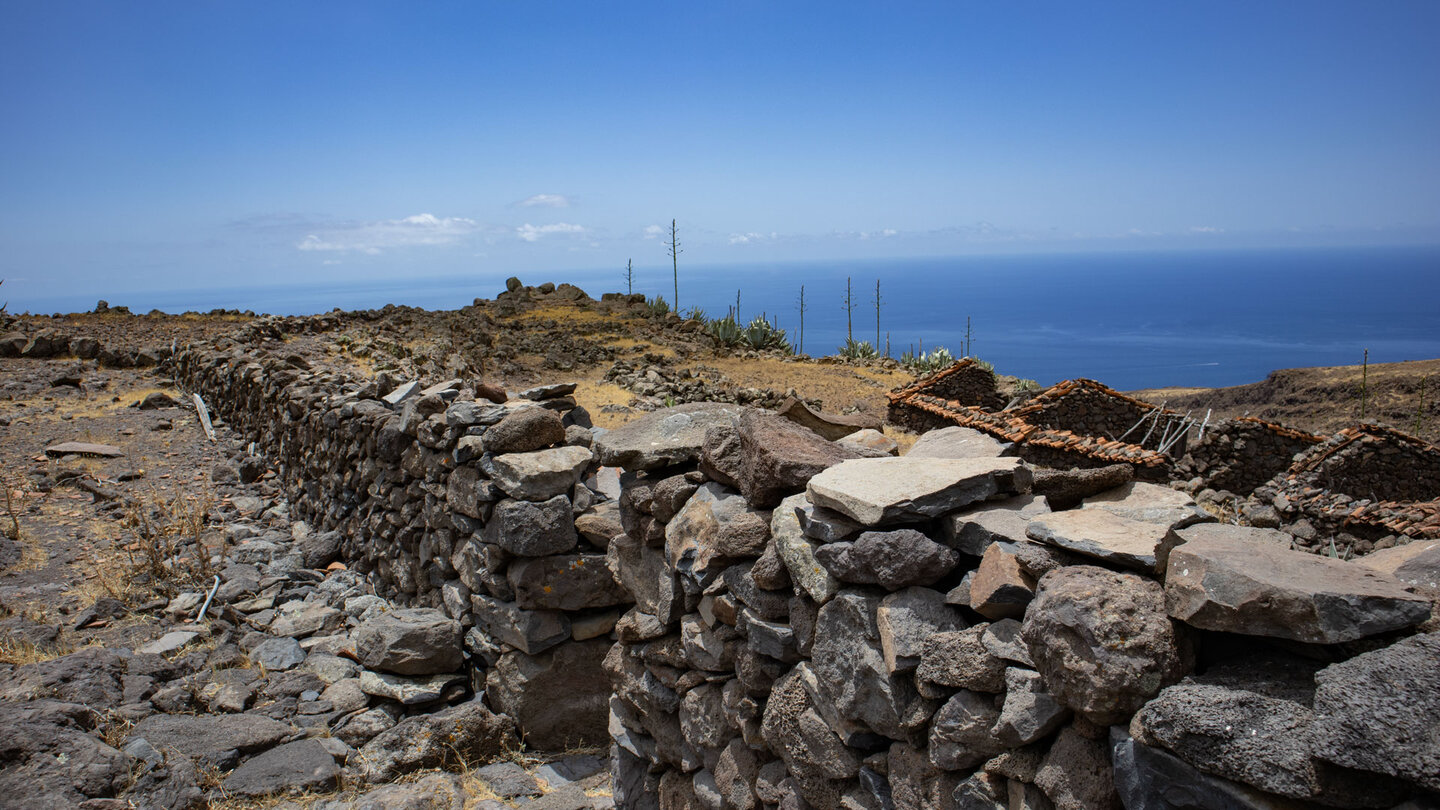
1;283;1436;808
1130;357;1440;445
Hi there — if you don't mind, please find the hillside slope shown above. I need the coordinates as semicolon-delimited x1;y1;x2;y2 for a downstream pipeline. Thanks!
1129;358;1440;444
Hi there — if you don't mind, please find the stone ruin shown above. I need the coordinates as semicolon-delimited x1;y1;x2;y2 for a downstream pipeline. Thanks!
592;409;1439;809
5;313;1440;808
890;360;1440;554
888;363;1175;479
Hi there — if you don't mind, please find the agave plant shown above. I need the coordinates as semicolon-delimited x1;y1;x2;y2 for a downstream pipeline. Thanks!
839;338;880;360
707;315;743;347
742;316;791;353
900;346;956;374
645;295;671;317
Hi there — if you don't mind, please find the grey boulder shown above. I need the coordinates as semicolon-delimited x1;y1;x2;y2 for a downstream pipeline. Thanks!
1165;531;1431;644
1022;566;1192;725
814;528;960;590
354;608;463;676
360;700;517;784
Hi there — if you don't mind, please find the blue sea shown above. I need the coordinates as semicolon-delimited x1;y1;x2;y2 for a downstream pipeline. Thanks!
21;245;1440;392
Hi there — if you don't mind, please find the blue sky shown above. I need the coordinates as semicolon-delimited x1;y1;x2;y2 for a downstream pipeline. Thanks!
3;1;1438;309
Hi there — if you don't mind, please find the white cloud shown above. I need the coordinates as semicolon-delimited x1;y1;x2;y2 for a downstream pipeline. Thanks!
1189;225;1224;234
642;224;664;240
515;194;572;208
516;222;587;242
729;232;768;244
296;213;483;254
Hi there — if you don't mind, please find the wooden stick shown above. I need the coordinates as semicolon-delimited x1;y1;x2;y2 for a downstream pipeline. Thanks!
193;394;216;442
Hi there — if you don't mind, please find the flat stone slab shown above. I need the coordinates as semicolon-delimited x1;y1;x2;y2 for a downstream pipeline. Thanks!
222;738;340;797
130;713;293;769
44;442;124;458
135;630;200;656
487;445;593;501
1356;539;1440;593
777;397;880;441
806;457;1030;526
359;670;467;705
905;426;1009;459
1082;482;1212;530
1166;532;1432;644
942;494;1050;556
594;402;744;471
381;380;421;406
1026;508;1175;573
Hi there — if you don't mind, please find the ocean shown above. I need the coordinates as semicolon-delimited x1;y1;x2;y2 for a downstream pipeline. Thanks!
20;245;1440;392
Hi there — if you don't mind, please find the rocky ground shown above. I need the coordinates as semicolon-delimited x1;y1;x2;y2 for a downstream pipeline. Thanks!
0;352;616;809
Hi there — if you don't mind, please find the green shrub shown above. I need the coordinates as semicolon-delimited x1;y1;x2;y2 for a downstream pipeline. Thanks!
645;295;671;317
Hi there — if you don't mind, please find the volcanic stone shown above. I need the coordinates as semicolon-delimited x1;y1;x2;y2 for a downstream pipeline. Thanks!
813;528;959;590
807;457;1030;526
1022;566;1192;725
1165;532;1431;644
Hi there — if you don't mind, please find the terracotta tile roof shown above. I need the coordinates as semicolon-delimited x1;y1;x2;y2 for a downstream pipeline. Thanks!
895;388;1168;468
1232;416;1324;444
1292;422;1438;474
1010;377;1174;421
887;357;986;405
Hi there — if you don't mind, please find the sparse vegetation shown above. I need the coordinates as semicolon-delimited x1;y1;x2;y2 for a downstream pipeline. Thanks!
666;219;681;311
900;345;955;375
120;491;221;599
644;295;671;317
839;338;879;361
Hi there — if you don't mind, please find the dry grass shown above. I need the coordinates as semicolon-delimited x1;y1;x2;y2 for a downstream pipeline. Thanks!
118;490;223;599
707;355;912;415
2;471;48;569
46;385;184;421
0;635;72;666
572;382;646;430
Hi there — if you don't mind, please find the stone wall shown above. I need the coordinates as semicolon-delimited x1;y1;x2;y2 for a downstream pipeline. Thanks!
171;341;629;750
1175;417;1322;496
596;407;1438;809
886;360;1001;430
1012;379;1175;452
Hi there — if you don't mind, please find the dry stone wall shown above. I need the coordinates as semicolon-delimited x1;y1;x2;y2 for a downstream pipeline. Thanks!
596;409;1439;810
1175;417;1322;497
172;343;628;750
164;335;1440;806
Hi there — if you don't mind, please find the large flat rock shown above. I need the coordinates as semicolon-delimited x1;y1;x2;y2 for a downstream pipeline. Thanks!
1082;481;1212;530
594;402;743;471
1356;539;1440;594
130;713;292;770
1026;508;1176;573
1165;533;1432;644
905;426;1008;459
806;457;1030;526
